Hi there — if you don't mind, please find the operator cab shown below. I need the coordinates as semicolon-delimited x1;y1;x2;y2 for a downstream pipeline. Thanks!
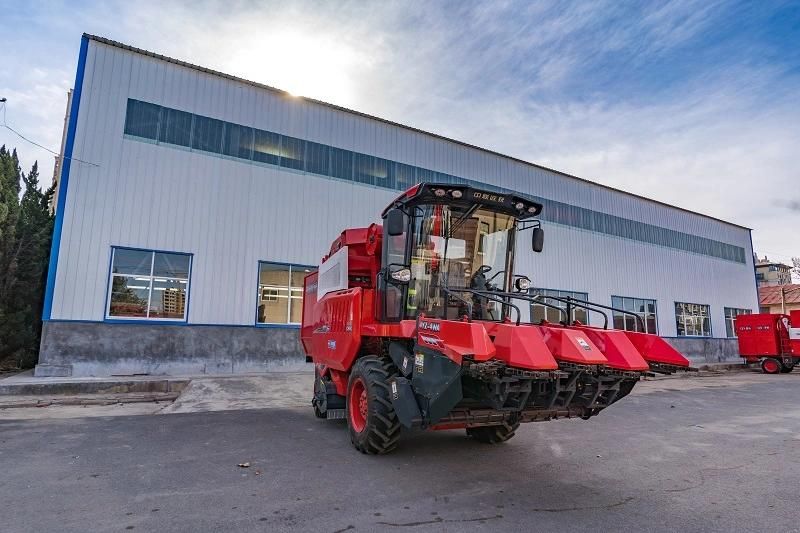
379;183;543;322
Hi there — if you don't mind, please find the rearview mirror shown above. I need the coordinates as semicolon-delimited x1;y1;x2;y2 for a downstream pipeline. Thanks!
532;227;544;253
386;208;405;236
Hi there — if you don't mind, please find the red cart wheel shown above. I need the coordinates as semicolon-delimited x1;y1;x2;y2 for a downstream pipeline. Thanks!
761;358;781;374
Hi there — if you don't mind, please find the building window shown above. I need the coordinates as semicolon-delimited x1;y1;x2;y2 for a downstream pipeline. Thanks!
107;248;191;321
675;302;711;337
611;296;658;334
158;107;193;146
123;99;160;140
121;98;747;264
530;289;589;324
257;262;317;325
222;123;253;159
724;307;752;337
253;129;281;165
192;115;224;153
279;136;305;171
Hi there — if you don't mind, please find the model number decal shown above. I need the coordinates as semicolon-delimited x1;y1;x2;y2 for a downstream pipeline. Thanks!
576;337;591;351
419;321;441;332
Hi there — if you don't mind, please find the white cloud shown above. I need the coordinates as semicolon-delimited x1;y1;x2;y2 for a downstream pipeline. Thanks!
1;0;798;260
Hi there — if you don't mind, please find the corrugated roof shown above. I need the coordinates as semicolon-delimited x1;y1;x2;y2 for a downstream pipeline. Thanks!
756;260;791;268
84;33;751;231
759;285;800;305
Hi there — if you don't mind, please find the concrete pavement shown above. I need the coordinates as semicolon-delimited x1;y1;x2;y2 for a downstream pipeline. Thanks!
1;372;799;532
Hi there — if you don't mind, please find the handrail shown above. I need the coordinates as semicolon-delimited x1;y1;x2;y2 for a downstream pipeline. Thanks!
445;287;523;325
531;294;610;329
491;291;571;323
560;296;647;333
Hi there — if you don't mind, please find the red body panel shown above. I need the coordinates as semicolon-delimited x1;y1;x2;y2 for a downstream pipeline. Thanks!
792;311;800;356
309;289;363;372
489;324;559;370
416;317;496;365
574;326;651;371
624;331;690;367
735;313;793;360
538;325;608;365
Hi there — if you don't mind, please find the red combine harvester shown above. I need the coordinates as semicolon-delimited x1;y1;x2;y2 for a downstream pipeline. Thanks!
735;311;800;374
301;183;692;454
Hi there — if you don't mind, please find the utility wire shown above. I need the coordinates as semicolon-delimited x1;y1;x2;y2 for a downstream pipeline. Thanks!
0;101;99;167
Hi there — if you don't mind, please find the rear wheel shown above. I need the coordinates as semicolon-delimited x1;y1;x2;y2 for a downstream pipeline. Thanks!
466;419;520;444
346;356;401;454
311;377;328;418
761;358;782;374
781;362;795;373
312;367;328;418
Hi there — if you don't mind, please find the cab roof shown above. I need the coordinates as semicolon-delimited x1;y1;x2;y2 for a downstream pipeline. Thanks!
382;183;543;220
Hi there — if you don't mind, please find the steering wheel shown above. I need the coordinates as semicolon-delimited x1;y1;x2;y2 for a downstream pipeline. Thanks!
469;265;493;290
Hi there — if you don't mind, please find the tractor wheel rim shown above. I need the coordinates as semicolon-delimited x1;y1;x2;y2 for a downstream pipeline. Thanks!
765;360;779;373
349;378;367;433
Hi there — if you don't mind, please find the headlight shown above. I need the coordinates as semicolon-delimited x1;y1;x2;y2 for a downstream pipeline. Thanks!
451;190;463;199
515;277;531;292
527;206;537;213
434;188;446;197
390;268;411;283
515;202;525;210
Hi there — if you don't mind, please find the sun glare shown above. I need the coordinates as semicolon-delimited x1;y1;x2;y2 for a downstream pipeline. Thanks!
228;31;360;105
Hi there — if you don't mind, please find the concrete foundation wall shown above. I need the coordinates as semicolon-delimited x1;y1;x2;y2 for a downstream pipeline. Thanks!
664;337;741;364
36;321;309;377
37;322;744;378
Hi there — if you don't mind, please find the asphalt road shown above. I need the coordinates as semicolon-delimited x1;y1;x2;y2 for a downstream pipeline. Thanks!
1;373;799;533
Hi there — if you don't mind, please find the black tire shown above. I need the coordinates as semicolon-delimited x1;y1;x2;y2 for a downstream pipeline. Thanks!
346;356;401;455
761;358;782;375
466;419;520;444
781;363;794;374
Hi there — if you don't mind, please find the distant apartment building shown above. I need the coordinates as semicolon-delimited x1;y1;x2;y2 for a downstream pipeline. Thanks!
755;257;793;287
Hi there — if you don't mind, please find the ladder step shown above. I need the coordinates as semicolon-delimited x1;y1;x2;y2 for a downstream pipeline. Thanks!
326;409;346;420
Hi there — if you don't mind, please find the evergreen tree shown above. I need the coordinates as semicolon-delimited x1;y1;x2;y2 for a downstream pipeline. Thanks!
0;147;54;369
0;147;22;362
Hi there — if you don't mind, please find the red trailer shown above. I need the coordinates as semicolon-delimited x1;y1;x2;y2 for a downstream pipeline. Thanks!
735;311;800;373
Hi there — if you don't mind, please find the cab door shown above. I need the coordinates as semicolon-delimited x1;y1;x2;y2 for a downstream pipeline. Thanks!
378;212;409;322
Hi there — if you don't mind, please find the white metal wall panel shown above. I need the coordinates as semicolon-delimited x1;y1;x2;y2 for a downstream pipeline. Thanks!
50;39;758;336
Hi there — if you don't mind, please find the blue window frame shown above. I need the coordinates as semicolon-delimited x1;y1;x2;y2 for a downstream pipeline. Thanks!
106;247;192;322
257;261;317;325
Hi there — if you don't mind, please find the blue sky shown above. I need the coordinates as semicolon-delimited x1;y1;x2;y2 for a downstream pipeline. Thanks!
1;0;799;265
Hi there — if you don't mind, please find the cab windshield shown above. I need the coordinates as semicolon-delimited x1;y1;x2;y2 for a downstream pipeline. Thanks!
407;204;515;320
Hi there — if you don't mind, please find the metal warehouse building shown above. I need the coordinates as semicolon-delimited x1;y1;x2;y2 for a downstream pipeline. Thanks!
36;35;758;377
